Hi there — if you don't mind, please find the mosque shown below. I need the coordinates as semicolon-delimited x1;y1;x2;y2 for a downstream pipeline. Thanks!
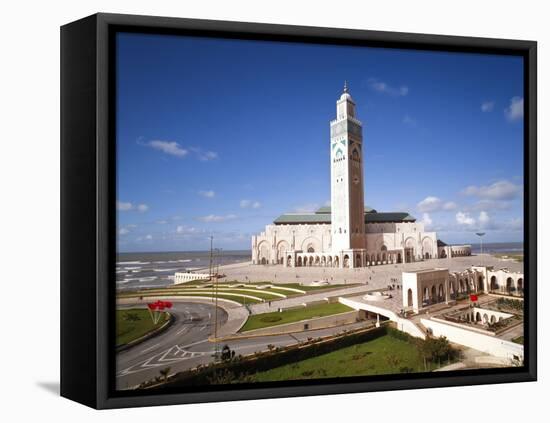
251;83;470;268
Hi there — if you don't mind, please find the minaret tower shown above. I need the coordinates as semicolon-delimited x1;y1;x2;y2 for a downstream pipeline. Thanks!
330;82;366;254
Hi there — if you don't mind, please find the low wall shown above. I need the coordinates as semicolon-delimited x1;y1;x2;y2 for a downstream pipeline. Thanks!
420;317;523;360
236;311;361;338
339;297;426;339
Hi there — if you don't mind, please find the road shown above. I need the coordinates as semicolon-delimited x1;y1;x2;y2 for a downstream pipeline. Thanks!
116;301;370;390
116;302;227;390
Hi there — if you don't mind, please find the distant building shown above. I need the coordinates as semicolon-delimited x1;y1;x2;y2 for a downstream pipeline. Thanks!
174;272;212;284
252;83;468;268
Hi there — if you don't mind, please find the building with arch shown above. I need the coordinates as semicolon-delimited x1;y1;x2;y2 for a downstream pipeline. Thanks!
251;83;454;268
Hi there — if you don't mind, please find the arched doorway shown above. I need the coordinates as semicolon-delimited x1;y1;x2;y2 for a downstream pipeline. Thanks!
478;275;484;292
407;289;413;307
506;277;514;293
343;255;350;268
258;241;270;265
397;252;402;263
431;286;437;303
355;253;361;267
517;278;523;293
438;284;445;301
490;275;498;290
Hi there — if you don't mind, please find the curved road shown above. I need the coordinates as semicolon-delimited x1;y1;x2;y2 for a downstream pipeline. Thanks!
116;301;371;390
116;302;227;390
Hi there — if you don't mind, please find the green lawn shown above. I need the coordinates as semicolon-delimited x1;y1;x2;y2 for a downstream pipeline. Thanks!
240;302;353;332
250;334;438;381
512;336;524;345
116;308;170;347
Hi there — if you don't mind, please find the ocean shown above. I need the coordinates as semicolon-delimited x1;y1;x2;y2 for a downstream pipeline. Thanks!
116;250;250;291
469;241;523;254
115;242;522;290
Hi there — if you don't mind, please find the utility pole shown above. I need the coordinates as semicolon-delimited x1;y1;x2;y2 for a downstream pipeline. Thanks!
213;246;221;360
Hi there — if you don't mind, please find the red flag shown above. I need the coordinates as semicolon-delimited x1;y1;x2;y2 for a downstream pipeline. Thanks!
470;294;478;302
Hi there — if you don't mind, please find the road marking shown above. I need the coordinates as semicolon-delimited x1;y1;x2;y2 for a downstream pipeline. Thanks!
140;343;160;354
176;326;189;336
117;344;209;377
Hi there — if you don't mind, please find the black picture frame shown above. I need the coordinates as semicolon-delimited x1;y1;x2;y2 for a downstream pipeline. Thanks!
61;12;537;409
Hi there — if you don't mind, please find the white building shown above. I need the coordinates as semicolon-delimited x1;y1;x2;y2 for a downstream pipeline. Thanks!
252;83;461;268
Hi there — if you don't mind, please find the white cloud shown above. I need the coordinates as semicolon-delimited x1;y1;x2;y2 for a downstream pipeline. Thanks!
368;78;409;97
417;196;441;212
417;196;456;213
176;225;199;234
145;234;153;240
117;201;149;212
240;199;261;209
147;140;188;157
456;211;476;226
136;204;149;212
117;201;133;211
479;211;490;226
443;201;457;211
462;180;521;200
190;147;219;161
481;101;495;112
421;213;433;227
417;196;442;212
118;227;130;235
504;96;524;122
197;214;238;223
199;190;215;198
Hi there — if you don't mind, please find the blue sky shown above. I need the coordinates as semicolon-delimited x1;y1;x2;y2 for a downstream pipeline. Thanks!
116;32;524;252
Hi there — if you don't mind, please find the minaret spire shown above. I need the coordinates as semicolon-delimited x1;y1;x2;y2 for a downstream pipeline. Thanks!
343;80;348;93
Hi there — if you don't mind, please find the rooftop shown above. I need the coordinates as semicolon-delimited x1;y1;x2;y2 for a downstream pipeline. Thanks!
273;208;416;225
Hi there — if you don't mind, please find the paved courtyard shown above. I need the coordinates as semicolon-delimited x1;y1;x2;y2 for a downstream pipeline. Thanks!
217;254;523;288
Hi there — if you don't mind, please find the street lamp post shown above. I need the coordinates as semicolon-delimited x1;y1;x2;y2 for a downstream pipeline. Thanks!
475;232;486;267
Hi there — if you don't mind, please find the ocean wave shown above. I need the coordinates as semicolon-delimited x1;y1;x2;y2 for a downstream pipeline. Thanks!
153;268;178;272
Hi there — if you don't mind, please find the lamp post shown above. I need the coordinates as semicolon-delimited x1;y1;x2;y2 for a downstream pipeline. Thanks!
475;232;486;267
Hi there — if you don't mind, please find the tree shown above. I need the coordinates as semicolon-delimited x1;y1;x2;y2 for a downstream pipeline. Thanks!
159;367;171;382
